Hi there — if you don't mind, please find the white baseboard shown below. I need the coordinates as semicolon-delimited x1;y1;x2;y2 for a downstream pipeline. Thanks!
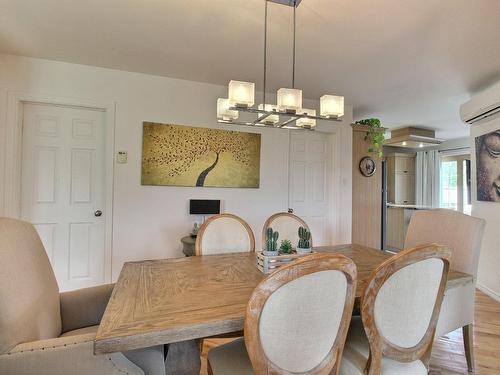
477;282;500;302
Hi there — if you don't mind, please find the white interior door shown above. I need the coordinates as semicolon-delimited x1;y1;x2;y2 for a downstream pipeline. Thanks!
21;102;106;291
289;131;333;246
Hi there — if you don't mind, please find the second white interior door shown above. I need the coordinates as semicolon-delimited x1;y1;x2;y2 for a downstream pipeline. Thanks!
288;131;333;246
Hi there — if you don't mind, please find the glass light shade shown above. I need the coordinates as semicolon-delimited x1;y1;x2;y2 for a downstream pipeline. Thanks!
296;108;316;128
277;88;302;112
228;80;255;107
217;98;238;121
320;95;344;118
258;104;279;125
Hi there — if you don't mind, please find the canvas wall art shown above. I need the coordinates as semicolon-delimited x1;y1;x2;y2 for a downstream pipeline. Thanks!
475;129;500;202
141;122;261;188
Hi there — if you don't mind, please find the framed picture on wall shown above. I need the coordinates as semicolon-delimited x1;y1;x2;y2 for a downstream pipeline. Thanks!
475;129;500;202
141;122;261;188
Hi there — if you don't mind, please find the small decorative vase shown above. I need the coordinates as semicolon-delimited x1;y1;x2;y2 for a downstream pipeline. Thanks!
296;247;311;255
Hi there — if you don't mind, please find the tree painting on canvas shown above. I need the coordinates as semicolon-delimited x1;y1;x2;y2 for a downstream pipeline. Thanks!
141;122;261;188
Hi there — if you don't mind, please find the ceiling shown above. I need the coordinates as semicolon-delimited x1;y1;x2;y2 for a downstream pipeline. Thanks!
1;0;500;139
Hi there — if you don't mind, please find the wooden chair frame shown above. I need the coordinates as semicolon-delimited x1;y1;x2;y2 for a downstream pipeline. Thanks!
360;244;451;375
195;213;255;256
244;253;357;375
261;212;312;251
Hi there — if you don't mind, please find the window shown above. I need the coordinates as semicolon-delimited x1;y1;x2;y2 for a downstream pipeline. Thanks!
439;154;471;214
463;159;472;215
440;160;458;210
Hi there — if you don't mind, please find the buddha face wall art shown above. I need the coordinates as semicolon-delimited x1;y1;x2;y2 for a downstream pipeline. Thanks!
475;129;500;202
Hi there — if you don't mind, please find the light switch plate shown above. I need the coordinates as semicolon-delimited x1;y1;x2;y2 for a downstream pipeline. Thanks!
117;151;127;164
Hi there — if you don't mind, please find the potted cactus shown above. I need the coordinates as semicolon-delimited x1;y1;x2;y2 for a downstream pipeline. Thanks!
264;227;279;256
279;239;293;255
297;226;312;254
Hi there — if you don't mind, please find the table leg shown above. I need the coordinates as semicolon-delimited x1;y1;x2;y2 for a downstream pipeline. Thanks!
165;339;201;375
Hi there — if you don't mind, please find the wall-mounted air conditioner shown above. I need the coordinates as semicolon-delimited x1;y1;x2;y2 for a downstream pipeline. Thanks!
460;80;500;125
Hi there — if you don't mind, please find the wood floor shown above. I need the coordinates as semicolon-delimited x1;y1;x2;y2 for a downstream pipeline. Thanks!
200;291;500;374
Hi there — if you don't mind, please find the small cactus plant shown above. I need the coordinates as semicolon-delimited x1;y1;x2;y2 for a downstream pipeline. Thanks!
192;222;200;235
298;226;311;249
265;227;279;254
279;239;293;254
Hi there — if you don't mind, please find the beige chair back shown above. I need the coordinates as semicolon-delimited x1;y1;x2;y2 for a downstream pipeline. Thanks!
0;218;61;354
195;213;255;255
405;208;485;276
262;212;311;250
245;253;357;375
361;244;451;373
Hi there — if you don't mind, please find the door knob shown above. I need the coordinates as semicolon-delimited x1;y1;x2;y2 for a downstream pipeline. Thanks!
94;210;103;217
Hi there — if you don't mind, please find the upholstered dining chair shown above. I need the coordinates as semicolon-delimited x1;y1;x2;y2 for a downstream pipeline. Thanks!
195;213;255;255
207;253;358;375
262;212;312;250
404;208;486;372
0;217;165;375
340;244;451;375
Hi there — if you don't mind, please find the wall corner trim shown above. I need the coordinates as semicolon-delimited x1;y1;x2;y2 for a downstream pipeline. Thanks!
477;282;500;303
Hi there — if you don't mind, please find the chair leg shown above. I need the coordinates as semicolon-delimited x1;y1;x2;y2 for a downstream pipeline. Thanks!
207;359;214;375
165;339;201;375
463;324;475;373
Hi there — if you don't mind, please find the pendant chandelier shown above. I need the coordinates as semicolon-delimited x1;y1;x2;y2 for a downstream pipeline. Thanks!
217;0;344;130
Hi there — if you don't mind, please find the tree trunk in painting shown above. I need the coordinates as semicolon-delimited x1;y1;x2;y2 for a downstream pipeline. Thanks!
196;152;220;187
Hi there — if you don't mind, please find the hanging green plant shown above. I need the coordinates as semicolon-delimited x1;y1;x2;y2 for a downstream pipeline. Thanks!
355;118;385;158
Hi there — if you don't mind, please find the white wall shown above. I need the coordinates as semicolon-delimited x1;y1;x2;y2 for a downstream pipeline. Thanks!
470;115;500;301
0;54;353;281
438;137;470;153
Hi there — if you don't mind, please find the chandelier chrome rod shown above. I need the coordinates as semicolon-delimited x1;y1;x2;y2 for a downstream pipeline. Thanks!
255;112;272;123
292;3;296;89
229;106;342;121
279;116;298;128
263;0;268;106
218;119;314;131
262;0;297;99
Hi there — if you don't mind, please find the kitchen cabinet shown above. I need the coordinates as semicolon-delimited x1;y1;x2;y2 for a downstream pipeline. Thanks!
386;153;416;205
386;206;406;250
394;173;415;205
395;156;415;173
386;205;429;251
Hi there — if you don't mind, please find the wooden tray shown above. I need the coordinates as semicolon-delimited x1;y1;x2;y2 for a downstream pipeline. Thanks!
256;251;313;274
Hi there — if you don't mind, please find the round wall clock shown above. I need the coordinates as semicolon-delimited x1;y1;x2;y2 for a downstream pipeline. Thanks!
359;156;376;177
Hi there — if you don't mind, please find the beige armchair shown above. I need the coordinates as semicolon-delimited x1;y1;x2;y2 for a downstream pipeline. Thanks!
0;217;166;375
404;209;486;372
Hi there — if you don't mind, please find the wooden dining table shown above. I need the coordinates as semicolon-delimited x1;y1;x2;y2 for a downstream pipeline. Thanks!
94;244;473;373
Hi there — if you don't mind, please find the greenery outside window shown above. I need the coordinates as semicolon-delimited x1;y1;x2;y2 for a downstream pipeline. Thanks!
439;154;471;214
